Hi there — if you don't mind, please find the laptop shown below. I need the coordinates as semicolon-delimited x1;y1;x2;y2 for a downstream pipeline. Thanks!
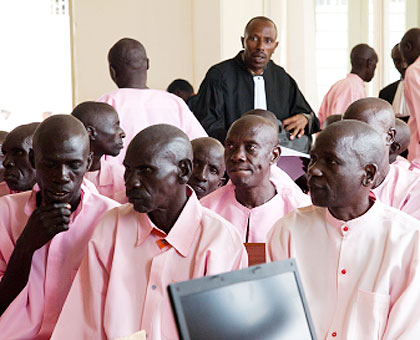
168;259;317;340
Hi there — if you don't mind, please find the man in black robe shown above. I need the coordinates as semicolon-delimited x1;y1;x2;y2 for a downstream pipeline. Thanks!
194;16;320;143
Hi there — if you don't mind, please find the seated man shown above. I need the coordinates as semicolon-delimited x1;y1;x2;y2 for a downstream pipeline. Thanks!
390;118;410;168
187;137;225;199
72;101;126;200
0;130;9;182
98;38;207;163
194;16;319;143
267;120;420;339
0;123;39;197
0;115;119;340
343;98;420;219
201;115;311;242
51;124;247;340
318;43;378;127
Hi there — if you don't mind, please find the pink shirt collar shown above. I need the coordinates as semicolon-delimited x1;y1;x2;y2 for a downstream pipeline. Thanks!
135;187;202;257
347;73;364;84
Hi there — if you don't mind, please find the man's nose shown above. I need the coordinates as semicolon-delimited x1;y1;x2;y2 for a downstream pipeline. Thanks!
54;165;70;183
125;171;141;189
195;166;208;182
307;162;322;177
230;147;246;162
3;154;15;168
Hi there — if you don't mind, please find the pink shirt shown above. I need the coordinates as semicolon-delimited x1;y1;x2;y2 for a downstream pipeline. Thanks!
85;157;125;200
0;183;119;340
200;179;311;242
267;200;420;339
97;89;207;163
0;181;11;197
373;163;420;219
51;189;247;340
405;56;420;161
392;155;410;170
318;74;366;127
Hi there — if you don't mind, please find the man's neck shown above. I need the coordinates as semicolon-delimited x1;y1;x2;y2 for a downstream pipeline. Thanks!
234;179;276;209
147;189;189;235
328;195;373;221
89;153;103;172
117;77;148;89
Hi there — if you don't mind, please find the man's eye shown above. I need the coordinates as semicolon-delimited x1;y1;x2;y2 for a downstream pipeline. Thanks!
209;167;218;175
265;39;272;43
70;162;82;170
246;145;257;152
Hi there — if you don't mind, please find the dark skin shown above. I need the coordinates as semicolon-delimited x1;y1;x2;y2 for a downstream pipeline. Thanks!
392;44;407;78
124;124;193;234
0;115;91;316
350;44;378;82
389;118;410;164
308;120;381;221
0;131;8;182
2;123;39;191
225;115;280;208
400;28;420;66
343;98;396;188
71;101;126;171
241;17;308;139
108;38;149;89
188;137;225;199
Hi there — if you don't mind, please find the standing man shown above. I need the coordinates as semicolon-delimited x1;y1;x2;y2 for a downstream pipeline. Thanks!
400;28;420;160
318;43;378;127
379;44;409;122
97;38;207;163
194;16;319;143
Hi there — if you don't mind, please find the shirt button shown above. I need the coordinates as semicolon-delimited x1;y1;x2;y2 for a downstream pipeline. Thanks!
332;331;337;337
151;284;157;290
343;226;349;232
341;269;347;275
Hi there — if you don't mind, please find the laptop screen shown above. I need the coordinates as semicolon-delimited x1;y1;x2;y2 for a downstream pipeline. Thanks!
168;259;317;340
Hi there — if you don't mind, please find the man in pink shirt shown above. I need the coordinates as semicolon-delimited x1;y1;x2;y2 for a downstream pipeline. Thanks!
0;122;39;197
0;115;119;340
0;130;8;182
72;101;126;200
51;124;247;340
318;44;378;127
401;28;420;160
390;118;410;169
187;137;226;199
267;120;420;339
343;98;420;219
97;38;207;163
201;114;311;242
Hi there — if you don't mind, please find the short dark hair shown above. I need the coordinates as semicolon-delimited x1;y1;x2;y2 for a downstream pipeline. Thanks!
167;79;194;94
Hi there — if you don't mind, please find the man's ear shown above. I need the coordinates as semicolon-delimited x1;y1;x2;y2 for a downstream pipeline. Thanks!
270;145;281;165
86;151;93;172
362;163;378;187
241;36;245;49
385;128;396;146
178;158;192;184
29;149;36;169
86;126;97;141
109;65;117;83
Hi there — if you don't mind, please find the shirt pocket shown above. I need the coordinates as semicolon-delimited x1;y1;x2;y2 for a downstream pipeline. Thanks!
351;289;390;340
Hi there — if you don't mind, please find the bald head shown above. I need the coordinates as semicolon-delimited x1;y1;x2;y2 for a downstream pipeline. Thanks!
71;101;116;124
228;115;279;146
350;44;378;81
401;28;420;66
343;98;395;135
390;118;411;164
108;38;148;88
33;115;90;154
127;124;193;165
242;109;279;133
320;120;385;169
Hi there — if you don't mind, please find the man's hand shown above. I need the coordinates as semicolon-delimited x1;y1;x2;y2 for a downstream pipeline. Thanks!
18;203;72;253
282;114;309;140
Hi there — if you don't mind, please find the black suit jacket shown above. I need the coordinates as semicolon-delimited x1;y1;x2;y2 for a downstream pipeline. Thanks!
379;80;400;104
